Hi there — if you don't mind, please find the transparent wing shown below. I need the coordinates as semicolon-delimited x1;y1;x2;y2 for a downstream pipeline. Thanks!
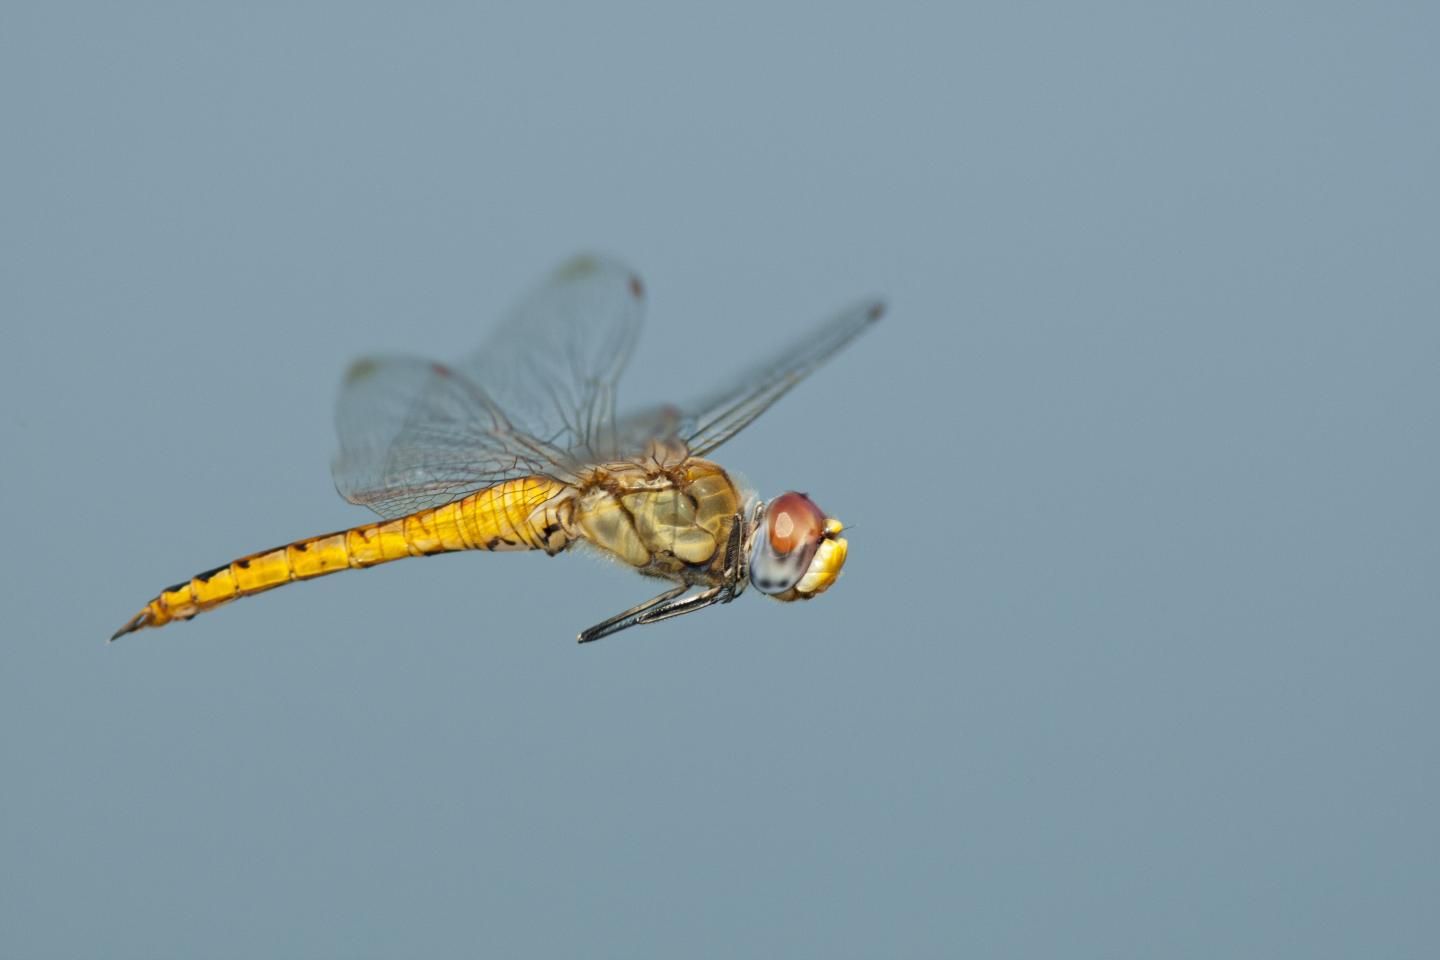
332;255;645;519
454;255;645;456
332;355;574;518
635;298;884;458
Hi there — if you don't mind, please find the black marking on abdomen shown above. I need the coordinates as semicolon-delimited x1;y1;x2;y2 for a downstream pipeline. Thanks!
293;541;309;552
195;565;227;583
164;581;188;595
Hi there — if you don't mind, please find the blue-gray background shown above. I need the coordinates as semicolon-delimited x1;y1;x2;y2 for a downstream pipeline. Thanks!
4;2;1437;956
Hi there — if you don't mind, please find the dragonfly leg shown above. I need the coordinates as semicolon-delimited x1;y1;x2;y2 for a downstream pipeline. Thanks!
633;584;728;626
577;513;750;644
578;584;687;644
721;512;746;593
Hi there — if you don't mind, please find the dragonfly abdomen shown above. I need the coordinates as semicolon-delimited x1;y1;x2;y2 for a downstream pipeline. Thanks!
110;476;574;640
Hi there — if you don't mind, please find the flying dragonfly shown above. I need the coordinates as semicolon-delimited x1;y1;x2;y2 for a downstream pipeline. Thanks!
112;255;882;643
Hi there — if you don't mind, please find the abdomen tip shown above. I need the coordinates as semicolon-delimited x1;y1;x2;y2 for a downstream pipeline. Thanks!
109;611;150;642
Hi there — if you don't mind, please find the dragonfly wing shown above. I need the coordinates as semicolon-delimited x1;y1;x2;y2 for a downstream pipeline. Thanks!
661;298;884;458
456;254;645;461
332;255;646;519
333;355;570;518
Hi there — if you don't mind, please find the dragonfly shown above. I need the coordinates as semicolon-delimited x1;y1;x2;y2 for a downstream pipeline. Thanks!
112;255;882;644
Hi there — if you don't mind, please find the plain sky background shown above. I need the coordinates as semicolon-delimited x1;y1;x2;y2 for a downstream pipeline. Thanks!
4;2;1437;956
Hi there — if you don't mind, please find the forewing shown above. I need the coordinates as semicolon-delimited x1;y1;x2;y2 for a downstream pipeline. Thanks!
332;254;646;519
664;298;884;458
456;254;645;460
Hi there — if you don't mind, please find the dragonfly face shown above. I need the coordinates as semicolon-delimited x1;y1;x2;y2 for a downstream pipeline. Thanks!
747;492;849;601
113;254;882;644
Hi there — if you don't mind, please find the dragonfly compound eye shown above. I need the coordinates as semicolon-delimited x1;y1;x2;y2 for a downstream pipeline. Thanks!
750;492;846;600
766;491;825;555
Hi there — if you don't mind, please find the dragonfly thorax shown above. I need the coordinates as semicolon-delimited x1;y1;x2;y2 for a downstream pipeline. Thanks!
573;457;744;584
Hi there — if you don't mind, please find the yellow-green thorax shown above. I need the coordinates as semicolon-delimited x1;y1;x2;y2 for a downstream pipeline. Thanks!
573;455;744;586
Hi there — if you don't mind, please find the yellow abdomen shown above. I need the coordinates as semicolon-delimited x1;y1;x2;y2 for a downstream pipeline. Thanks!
111;476;573;640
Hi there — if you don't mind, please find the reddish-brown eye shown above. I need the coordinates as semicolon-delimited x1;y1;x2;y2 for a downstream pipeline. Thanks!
767;492;824;555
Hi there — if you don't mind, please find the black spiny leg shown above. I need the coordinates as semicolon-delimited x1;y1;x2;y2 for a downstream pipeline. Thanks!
577;514;748;644
578;584;687;644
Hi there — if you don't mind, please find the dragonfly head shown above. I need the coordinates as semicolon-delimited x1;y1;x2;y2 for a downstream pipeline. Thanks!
748;492;849;601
